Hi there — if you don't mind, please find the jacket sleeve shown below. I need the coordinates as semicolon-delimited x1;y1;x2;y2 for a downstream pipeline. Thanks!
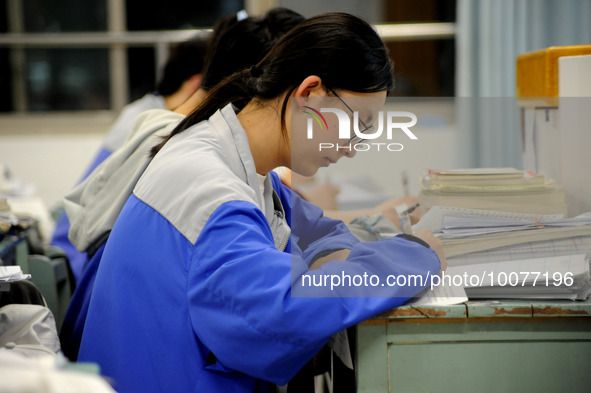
187;200;441;385
276;177;361;265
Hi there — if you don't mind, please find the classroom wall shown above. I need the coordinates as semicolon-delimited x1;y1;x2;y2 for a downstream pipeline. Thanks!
0;112;114;210
320;100;461;209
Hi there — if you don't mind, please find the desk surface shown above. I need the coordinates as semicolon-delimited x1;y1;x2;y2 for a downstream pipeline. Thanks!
364;297;591;321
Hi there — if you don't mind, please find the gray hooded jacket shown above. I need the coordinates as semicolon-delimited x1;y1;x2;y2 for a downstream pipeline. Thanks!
64;109;183;253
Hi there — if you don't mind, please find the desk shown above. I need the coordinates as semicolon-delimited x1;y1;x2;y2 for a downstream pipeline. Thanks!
356;299;591;393
0;234;28;270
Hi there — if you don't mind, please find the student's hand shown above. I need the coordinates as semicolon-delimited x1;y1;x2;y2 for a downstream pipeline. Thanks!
374;195;422;227
309;249;351;270
412;229;447;273
299;183;341;210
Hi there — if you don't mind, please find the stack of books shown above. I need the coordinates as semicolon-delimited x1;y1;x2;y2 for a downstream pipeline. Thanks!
418;168;568;216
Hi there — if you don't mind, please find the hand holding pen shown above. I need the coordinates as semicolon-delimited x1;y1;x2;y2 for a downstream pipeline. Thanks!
396;202;420;235
396;202;447;272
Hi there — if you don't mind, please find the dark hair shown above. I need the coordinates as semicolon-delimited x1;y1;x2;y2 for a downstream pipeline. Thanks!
151;12;394;156
200;7;305;91
155;35;208;96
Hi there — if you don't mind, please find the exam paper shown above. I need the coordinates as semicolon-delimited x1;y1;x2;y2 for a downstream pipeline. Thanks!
408;282;468;306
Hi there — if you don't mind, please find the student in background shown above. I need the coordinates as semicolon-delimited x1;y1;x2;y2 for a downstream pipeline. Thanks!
50;36;208;283
77;12;445;393
173;7;303;115
279;167;422;230
59;7;306;362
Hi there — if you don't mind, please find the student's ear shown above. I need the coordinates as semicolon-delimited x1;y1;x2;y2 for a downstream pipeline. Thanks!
187;74;203;93
293;75;326;109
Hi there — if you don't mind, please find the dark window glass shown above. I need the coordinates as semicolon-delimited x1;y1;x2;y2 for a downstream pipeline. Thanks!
0;48;12;111
387;39;455;97
384;0;456;97
0;0;7;33
128;47;156;102
25;48;109;111
383;0;456;23
126;0;244;30
0;0;10;111
279;0;456;97
23;0;106;32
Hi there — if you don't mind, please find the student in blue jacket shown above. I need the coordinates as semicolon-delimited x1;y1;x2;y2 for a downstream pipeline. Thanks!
59;7;306;362
50;35;208;282
77;12;446;393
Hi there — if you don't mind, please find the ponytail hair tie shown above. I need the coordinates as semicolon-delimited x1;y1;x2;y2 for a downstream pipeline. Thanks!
249;65;262;78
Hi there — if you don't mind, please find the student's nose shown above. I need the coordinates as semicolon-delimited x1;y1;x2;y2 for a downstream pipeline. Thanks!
343;148;356;159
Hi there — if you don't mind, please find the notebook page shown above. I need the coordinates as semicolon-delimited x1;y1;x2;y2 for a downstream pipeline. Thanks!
413;205;563;233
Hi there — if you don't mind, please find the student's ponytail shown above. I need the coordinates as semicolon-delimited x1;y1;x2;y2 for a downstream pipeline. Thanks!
151;12;394;157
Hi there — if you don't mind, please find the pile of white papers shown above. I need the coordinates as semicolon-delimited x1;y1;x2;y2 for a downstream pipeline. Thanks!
419;168;568;216
0;266;31;282
410;206;591;300
439;211;591;239
447;254;591;300
414;206;591;258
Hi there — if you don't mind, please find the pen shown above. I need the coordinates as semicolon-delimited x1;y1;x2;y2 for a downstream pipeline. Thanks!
401;202;419;215
397;203;419;235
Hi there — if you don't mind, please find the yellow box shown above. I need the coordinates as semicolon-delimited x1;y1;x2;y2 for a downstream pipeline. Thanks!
516;45;591;107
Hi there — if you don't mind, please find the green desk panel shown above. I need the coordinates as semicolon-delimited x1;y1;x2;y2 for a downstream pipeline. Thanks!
357;299;591;393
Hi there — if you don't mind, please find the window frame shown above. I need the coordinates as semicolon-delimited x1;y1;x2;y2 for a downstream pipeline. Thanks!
0;0;455;114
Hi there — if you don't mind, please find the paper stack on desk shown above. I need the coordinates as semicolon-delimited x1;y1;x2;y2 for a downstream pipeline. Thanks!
414;206;591;257
447;254;591;300
0;266;31;282
418;168;568;216
412;206;591;300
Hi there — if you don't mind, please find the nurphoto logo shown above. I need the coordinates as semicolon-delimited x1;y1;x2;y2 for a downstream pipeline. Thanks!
305;107;418;152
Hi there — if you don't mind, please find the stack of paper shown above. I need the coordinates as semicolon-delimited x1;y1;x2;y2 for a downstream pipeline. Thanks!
412;206;591;300
447;236;591;268
0;266;31;282
419;168;568;216
447;254;591;300
414;206;591;258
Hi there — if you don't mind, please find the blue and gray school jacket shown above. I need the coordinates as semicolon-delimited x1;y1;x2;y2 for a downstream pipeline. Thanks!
77;104;441;393
50;93;166;283
60;108;183;360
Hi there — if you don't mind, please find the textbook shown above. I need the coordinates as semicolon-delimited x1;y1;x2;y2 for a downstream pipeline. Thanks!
418;168;568;216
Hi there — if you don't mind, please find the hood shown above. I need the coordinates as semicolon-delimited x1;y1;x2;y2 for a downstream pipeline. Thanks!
64;109;183;252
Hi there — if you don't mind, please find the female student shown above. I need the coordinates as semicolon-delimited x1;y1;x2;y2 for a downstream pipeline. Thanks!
60;7;305;362
77;12;445;393
50;37;208;282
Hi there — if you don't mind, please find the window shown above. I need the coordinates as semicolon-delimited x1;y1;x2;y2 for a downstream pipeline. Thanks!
383;0;456;96
0;0;454;113
0;0;243;112
279;0;456;97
